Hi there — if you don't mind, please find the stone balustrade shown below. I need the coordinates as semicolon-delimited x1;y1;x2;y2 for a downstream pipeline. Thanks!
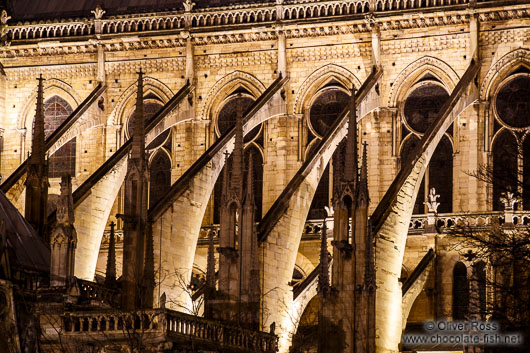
77;279;120;306
3;0;509;43
199;210;530;243
60;309;278;353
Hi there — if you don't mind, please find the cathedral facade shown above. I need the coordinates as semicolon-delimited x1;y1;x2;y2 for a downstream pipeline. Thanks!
0;0;530;352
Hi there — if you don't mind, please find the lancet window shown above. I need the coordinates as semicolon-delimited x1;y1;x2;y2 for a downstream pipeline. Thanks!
306;84;350;219
43;96;75;178
213;90;264;223
399;77;453;214
492;70;530;210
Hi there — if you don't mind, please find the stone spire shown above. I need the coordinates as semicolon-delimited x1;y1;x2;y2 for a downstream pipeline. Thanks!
318;220;330;296
25;74;49;240
104;222;117;287
132;70;145;161
221;151;230;200
120;70;149;310
50;175;77;287
230;94;244;195
343;87;358;184
30;75;45;165
239;151;260;328
244;151;255;206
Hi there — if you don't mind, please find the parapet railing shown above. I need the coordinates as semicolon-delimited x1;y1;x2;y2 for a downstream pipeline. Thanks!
199;210;530;243
3;0;513;42
77;278;120;306
408;210;530;233
60;309;278;353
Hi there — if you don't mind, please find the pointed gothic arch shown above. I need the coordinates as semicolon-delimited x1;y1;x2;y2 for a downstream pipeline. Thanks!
149;148;172;209
480;48;530;101
388;55;459;108
108;76;172;128
293;63;360;115
199;70;266;121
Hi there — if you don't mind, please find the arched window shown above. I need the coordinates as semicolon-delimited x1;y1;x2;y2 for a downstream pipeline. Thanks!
126;101;164;139
400;79;452;214
307;86;350;219
212;91;264;223
492;130;518;211
43;96;75;178
244;145;263;221
149;150;171;208
401;136;424;214
125;97;171;210
453;261;469;320
493;73;530;210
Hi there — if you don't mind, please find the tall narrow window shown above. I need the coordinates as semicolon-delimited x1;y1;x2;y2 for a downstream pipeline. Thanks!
307;86;349;219
149;151;171;208
453;261;469;320
244;146;263;221
43;96;75;178
493;73;530;210
492;130;517;211
401;79;452;214
212;91;263;223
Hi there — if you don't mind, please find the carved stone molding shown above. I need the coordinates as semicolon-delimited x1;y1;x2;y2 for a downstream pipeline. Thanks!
480;28;530;47
388;55;460;108
293;63;360;115
381;34;468;55
108;76;174;126
480;48;530;100
105;57;185;76
16;78;83;130
289;44;370;64
4;63;96;81
199;70;266;120
195;51;276;69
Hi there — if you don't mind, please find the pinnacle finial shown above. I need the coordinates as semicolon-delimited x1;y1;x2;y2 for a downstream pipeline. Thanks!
132;70;145;160
357;142;369;206
30;75;46;165
57;175;74;225
231;94;244;194
245;151;255;202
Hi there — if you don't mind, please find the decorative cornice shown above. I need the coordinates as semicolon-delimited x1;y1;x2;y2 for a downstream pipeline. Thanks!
195;50;276;69
289;44;370;63
381;34;468;55
105;57;185;75
480;27;530;47
0;3;528;60
193;30;277;45
4;63;96;81
2;1;529;44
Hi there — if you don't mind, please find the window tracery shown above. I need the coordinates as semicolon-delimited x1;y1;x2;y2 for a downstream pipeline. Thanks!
399;79;452;214
212;92;264;223
43;96;75;178
306;85;350;219
492;72;530;210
